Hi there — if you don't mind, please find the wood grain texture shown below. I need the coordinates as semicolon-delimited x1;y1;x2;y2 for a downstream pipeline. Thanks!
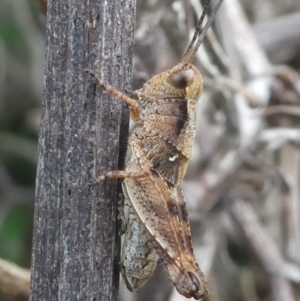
30;0;136;300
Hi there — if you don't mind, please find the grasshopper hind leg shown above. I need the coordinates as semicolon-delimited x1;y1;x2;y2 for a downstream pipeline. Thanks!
118;195;127;236
120;198;159;291
97;170;146;182
95;169;146;234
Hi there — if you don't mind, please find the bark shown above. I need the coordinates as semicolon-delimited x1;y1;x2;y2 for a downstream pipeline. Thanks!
30;0;136;301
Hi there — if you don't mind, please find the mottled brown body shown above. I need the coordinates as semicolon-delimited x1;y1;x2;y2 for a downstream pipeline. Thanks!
87;0;223;299
122;136;206;299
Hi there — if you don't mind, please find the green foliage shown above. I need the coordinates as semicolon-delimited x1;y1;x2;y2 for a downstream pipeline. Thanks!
0;205;33;266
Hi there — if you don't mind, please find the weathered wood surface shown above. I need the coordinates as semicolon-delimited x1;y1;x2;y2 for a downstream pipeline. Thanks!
30;1;136;300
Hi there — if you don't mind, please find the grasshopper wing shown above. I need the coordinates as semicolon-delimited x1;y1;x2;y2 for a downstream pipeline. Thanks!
123;156;206;299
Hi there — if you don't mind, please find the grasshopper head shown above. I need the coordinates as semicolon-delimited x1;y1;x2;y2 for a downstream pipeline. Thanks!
140;0;224;102
141;63;203;101
167;63;203;100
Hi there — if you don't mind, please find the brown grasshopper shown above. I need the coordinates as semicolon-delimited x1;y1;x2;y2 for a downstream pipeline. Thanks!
86;0;223;299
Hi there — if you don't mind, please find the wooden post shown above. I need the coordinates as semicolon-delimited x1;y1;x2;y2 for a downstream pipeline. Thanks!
30;0;136;300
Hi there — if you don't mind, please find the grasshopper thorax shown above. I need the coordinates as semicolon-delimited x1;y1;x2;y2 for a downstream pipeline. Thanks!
141;63;203;101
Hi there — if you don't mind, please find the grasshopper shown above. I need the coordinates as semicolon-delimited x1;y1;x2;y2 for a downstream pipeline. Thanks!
86;0;223;299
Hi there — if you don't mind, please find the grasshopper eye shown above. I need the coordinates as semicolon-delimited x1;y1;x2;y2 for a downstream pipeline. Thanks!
167;69;195;89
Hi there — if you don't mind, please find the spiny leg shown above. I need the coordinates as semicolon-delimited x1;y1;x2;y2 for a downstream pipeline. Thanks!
85;69;141;122
129;139;154;176
105;171;146;235
90;169;147;234
95;170;146;182
88;170;146;191
118;195;127;236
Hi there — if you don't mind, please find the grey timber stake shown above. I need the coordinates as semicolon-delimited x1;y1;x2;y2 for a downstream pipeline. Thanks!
29;0;136;300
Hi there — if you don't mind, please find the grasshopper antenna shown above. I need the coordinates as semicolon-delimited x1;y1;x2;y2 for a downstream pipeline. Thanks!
181;0;224;64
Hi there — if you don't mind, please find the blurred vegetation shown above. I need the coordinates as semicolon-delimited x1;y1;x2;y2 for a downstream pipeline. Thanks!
0;1;45;300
